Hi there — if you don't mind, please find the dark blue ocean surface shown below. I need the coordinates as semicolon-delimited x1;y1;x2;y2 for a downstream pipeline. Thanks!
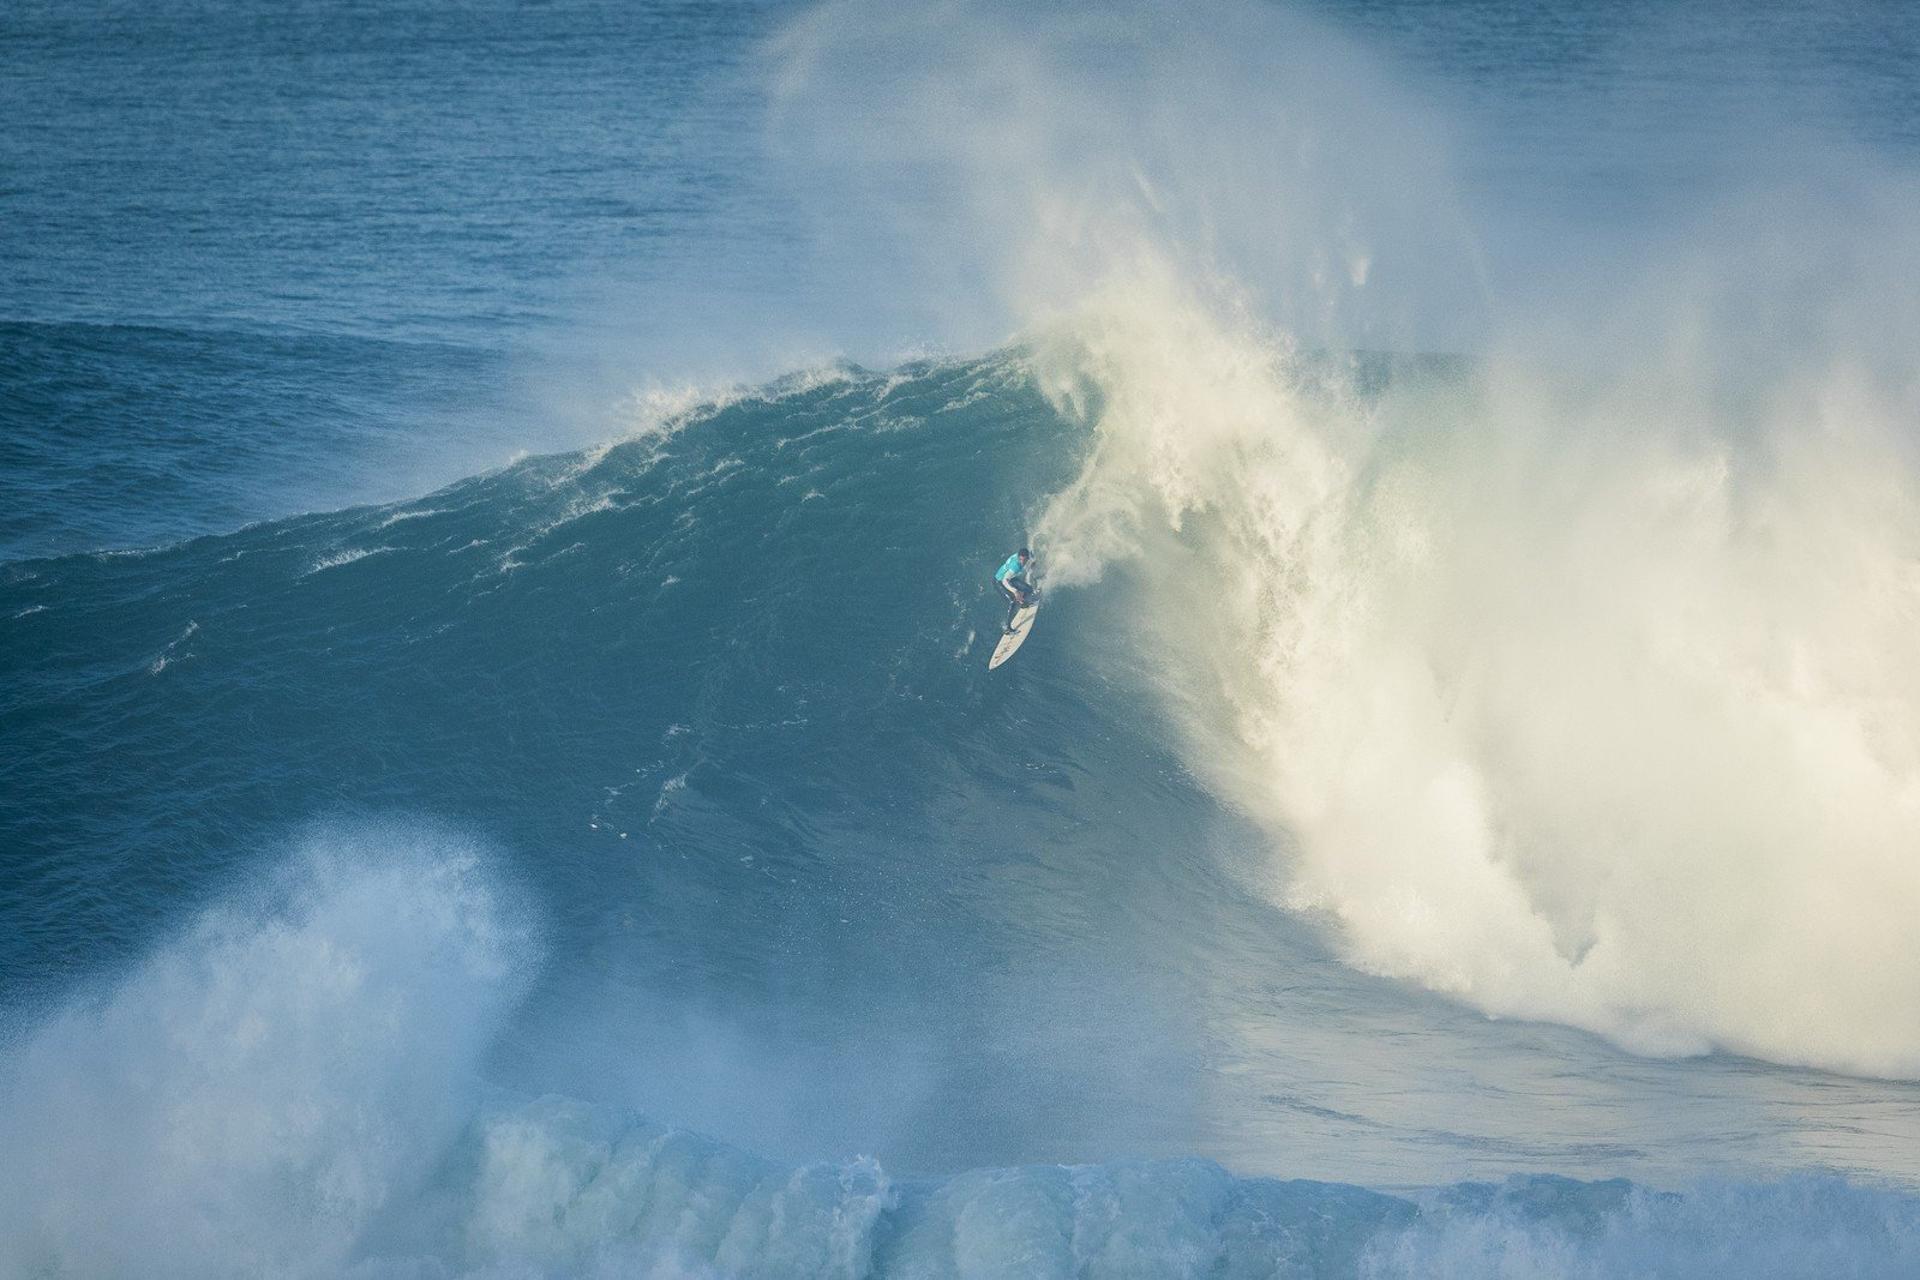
6;1;1920;1276
2;0;795;560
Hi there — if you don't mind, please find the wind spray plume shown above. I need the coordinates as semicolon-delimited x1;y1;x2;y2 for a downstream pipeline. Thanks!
765;0;1486;358
1030;137;1920;1078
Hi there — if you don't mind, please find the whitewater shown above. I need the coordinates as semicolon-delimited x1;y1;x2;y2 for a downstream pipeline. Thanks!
7;0;1920;1276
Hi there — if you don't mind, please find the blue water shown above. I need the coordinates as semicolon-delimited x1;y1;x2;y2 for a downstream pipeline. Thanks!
8;1;1920;1276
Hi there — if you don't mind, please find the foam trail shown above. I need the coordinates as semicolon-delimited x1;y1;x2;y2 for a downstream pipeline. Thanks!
319;1096;1920;1278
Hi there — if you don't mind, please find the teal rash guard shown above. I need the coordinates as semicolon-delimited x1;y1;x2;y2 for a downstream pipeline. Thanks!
996;554;1025;584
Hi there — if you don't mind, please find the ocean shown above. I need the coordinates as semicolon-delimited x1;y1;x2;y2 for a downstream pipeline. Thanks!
6;0;1920;1275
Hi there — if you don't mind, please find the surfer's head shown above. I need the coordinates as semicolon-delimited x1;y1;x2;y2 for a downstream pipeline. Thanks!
1018;547;1032;562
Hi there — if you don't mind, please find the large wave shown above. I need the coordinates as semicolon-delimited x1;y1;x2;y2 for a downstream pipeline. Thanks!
8;339;1920;1271
10;0;1920;1270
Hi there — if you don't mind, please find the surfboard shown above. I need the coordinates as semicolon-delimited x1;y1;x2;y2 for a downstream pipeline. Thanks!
989;600;1039;670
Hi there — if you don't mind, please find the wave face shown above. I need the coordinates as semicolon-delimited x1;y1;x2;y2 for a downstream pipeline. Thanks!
9;354;1920;1274
0;359;1066;995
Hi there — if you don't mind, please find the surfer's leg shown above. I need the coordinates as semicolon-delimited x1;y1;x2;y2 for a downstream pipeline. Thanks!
1007;578;1033;627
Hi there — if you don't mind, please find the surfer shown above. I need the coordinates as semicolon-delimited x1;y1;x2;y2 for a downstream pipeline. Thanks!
994;547;1037;632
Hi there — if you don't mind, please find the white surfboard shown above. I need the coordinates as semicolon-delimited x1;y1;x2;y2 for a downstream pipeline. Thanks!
989;600;1039;670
